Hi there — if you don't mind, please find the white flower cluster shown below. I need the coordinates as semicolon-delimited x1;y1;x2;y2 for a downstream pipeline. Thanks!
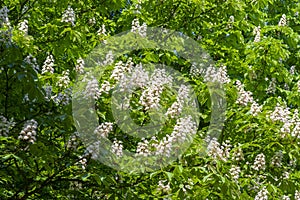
78;156;87;170
254;187;268;200
86;141;100;159
295;190;300;200
102;51;114;66
278;14;287;26
18;119;38;144
99;81;111;94
227;15;234;29
56;70;70;88
182;178;194;193
189;63;201;77
66;134;79;150
250;101;263;116
154;116;197;157
94;122;113;138
200;65;230;84
207;138;231;162
0;6;10;27
134;1;142;14
282;171;290;179
229;165;241;181
24;54;39;72
289;66;295;75
118;63;149;92
84;78;101;100
97;24;106;36
232;146;244;161
18;19;28;34
0;116;15;136
282;195;290;200
139;68;173;110
157;180;171;193
269;103;290;123
75;58;84;74
136;138;151;156
266;78;276;94
62;6;75;26
271;151;283;167
297;80;300;93
253;25;261;42
43;85;52;101
291;109;300;138
252;153;266;171
41;55;55;74
166;85;189;118
131;19;147;37
236;80;254;106
88;17;96;25
110;58;134;81
111;140;123;157
52;88;72;105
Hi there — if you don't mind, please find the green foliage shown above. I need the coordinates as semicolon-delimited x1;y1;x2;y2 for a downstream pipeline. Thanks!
1;0;300;199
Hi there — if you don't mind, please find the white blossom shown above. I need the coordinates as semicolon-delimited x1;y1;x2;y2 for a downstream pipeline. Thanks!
250;101;262;116
18;119;38;144
24;54;39;72
56;70;70;88
66;134;79;150
206;138;231;162
252;153;266;171
52;87;72;105
282;195;290;200
102;51;114;66
110;59;134;81
295;190;300;200
154;116;197;157
236;80;254;106
84;78;101;100
78;157;87;170
62;6;75;26
41;55;55;74
254;187;268;200
111;140;123;157
118;63;149;92
86;141;100;159
278;14;287;26
266;78;276;94
0;116;15;136
97;24;106;36
136;138;151;156
94;122;113;138
99;80;111;94
131;19;147;37
139;68;172;110
18;19;28;34
253;26;261;42
289;66;295;75
271;151;283;167
75;58;85;74
269;103;290;123
282;171;290;179
229;165;241;180
88;17;96;25
201;64;230;84
232;146;244;161
157;180;171;193
166;85;190;118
